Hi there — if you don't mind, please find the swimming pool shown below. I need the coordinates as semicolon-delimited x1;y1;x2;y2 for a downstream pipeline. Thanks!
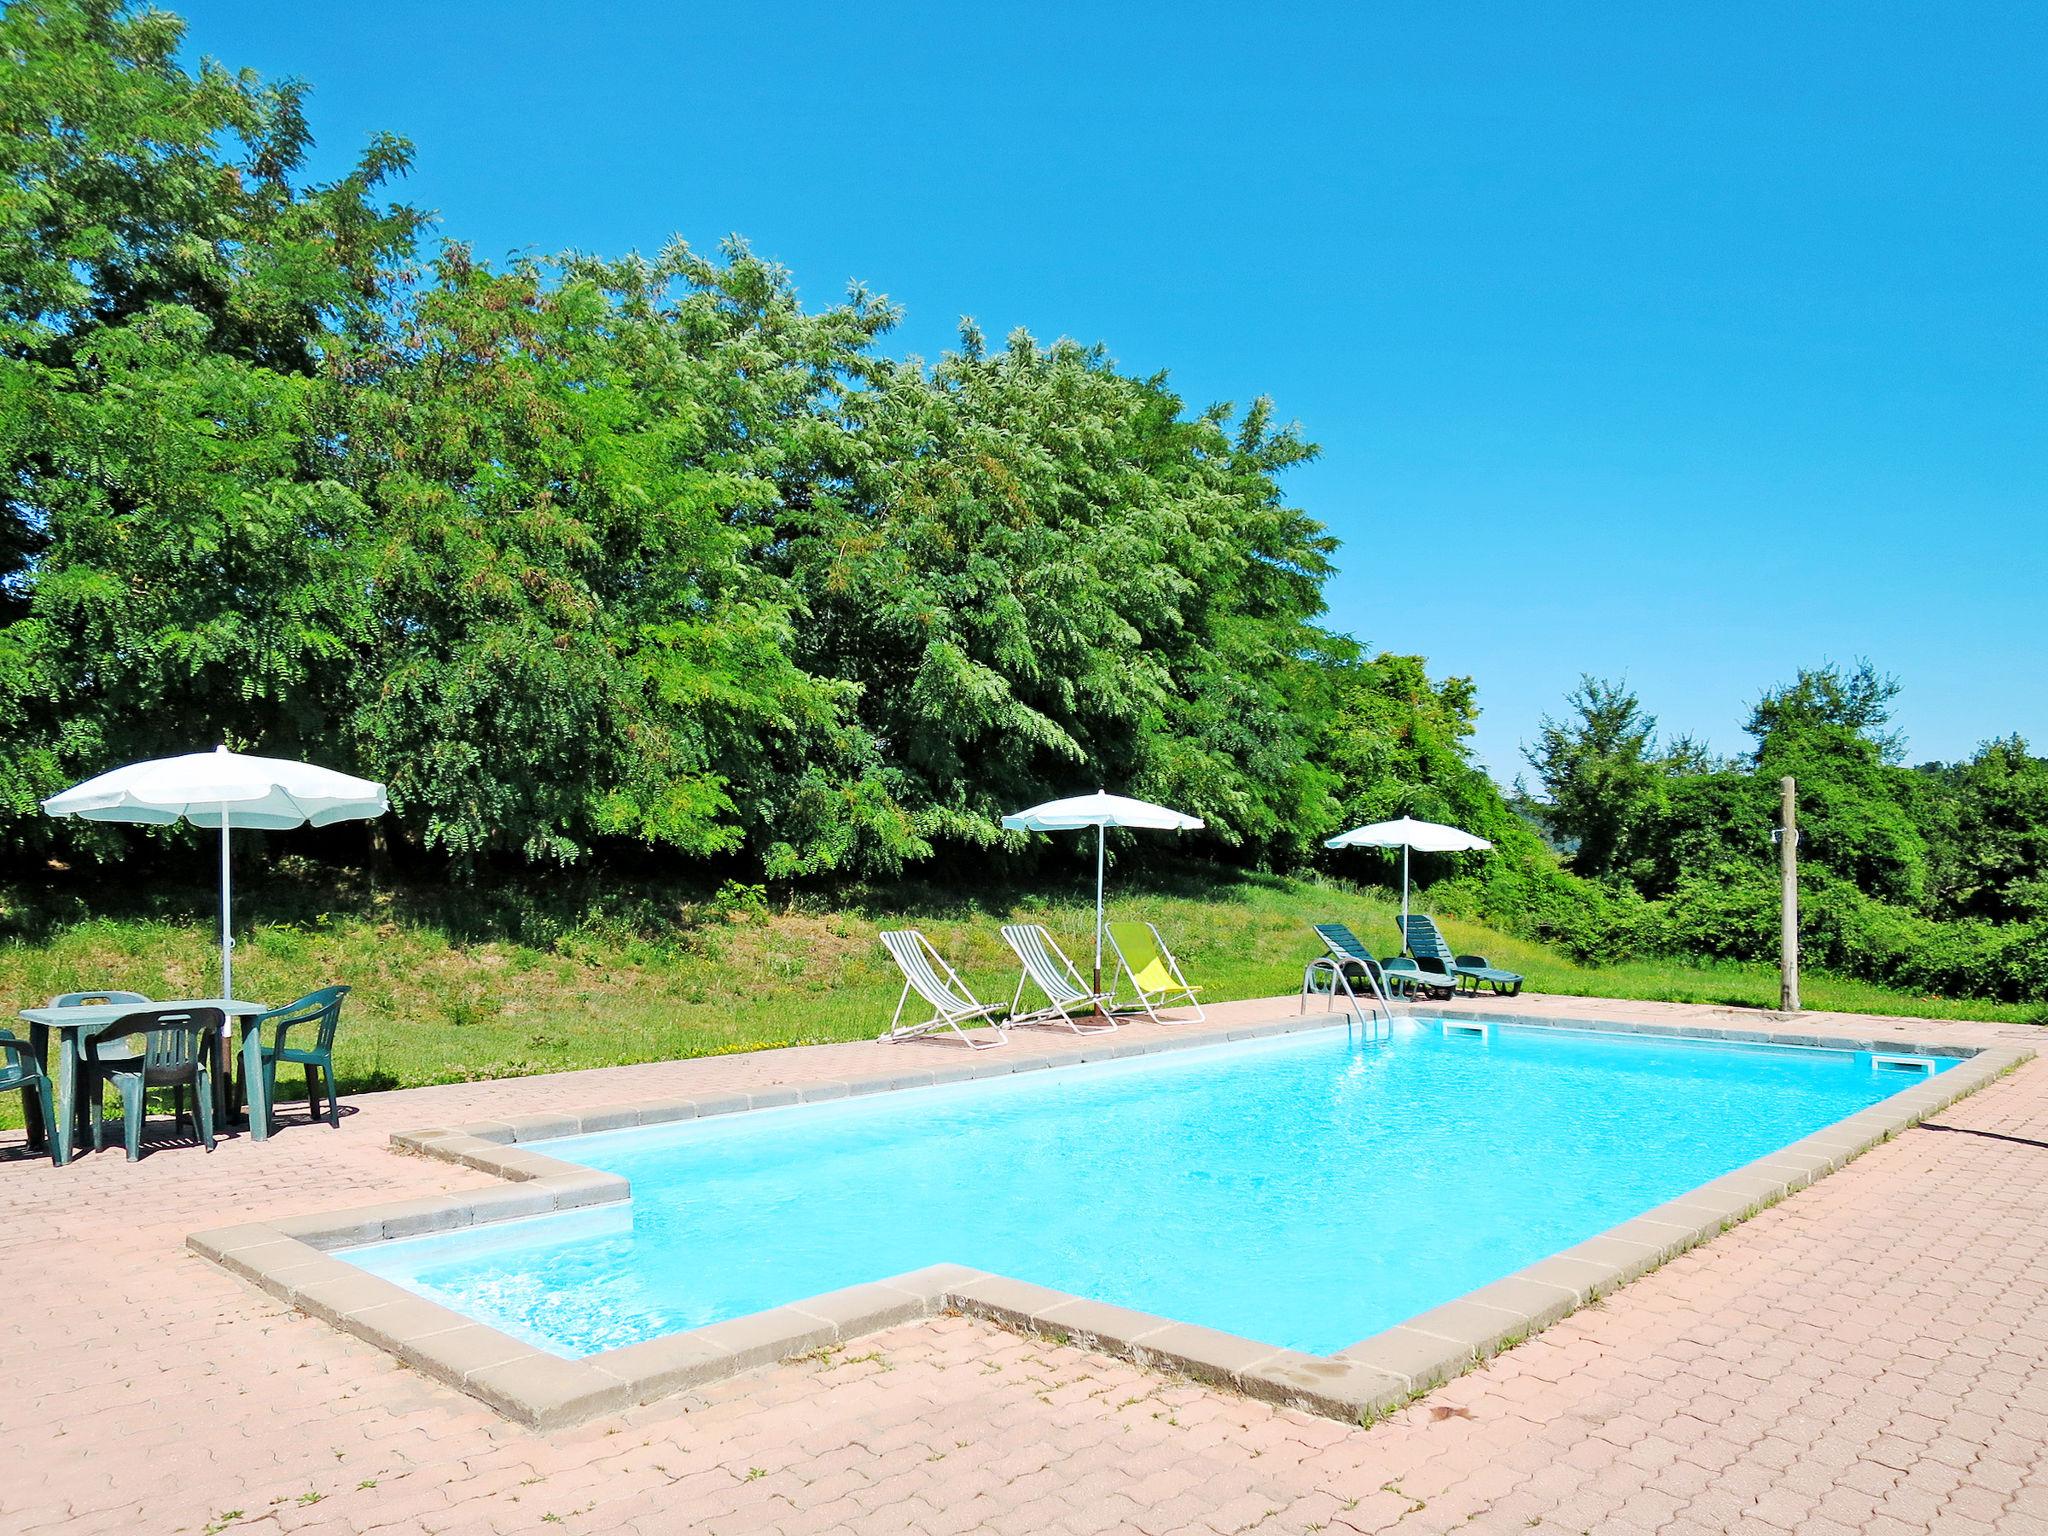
345;1019;1945;1359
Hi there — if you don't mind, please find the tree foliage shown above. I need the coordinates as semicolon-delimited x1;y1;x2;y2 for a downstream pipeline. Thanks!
0;0;1523;899
7;3;2045;1006
1525;661;2048;1002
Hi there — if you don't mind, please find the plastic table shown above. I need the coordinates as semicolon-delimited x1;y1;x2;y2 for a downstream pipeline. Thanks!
15;998;271;1165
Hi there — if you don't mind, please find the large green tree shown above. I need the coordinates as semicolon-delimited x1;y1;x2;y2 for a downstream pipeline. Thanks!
0;0;418;845
785;326;1345;865
338;245;921;872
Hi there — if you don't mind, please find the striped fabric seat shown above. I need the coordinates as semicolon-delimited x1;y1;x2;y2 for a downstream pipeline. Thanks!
878;930;1008;1050
1000;924;1116;1034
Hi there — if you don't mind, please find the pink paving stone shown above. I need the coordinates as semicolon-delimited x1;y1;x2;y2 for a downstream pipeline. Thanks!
1;991;2045;1534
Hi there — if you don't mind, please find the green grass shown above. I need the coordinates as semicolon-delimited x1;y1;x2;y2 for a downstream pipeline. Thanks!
0;869;2033;1127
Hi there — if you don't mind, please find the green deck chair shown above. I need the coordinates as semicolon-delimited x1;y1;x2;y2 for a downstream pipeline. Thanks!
1380;955;1457;1001
1308;923;1399;1021
1400;914;1523;997
256;986;351;1129
1105;921;1204;1023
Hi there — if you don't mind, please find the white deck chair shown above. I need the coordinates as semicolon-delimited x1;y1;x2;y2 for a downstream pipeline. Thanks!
1000;924;1117;1034
877;930;1008;1050
1105;920;1206;1023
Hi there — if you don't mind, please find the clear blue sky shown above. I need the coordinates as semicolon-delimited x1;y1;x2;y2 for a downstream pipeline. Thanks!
181;2;2046;781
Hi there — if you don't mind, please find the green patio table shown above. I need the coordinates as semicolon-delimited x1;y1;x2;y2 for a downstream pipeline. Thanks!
15;998;271;1165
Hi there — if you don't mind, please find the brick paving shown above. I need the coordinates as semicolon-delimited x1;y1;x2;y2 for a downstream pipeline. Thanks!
2;992;2044;1535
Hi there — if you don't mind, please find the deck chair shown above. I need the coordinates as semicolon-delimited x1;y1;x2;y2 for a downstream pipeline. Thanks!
1400;914;1524;997
1382;955;1457;1001
1105;921;1204;1023
1001;925;1117;1033
878;930;1008;1049
1309;924;1397;1020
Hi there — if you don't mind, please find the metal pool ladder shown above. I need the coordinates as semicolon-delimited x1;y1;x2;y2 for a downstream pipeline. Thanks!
1301;954;1394;1039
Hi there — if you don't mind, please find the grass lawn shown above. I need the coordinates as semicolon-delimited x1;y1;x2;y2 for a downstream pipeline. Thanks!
0;868;2034;1125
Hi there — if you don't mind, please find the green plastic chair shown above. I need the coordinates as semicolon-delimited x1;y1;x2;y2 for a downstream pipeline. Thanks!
0;1032;56;1164
1400;915;1524;997
81;1007;223;1162
256;986;351;1129
51;990;151;1061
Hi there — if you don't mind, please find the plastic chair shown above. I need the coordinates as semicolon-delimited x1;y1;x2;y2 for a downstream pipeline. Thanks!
51;990;152;1062
81;1008;223;1161
256;986;351;1129
0;1033;56;1164
1399;914;1524;996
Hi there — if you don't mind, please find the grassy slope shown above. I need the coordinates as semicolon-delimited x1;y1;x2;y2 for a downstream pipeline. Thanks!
0;871;2033;1122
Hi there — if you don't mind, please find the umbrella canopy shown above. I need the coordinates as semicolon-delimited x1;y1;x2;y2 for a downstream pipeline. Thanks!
1002;791;1203;835
1323;815;1492;927
1002;791;1203;994
44;746;388;996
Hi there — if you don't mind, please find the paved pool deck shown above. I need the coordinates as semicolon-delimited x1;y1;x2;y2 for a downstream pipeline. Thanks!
4;991;2045;1535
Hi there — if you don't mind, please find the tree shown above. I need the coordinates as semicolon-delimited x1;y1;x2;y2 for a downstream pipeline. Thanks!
338;244;920;873
0;0;419;850
1746;664;1927;906
785;326;1344;866
1523;676;1679;879
1744;661;1904;763
1942;737;2048;921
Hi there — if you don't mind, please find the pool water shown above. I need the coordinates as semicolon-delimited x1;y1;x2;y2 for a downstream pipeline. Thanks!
345;1021;1945;1358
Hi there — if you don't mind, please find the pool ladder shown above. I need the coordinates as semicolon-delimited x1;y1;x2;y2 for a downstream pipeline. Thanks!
1300;955;1395;1040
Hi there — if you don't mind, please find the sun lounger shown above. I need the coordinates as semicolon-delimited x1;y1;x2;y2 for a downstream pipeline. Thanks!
1381;955;1457;1001
1001;924;1117;1033
1308;924;1399;1019
1105;921;1204;1023
878;930;1008;1049
1400;914;1524;997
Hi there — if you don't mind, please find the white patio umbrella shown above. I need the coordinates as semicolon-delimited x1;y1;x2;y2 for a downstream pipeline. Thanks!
1001;790;1203;995
42;746;388;998
1324;815;1492;929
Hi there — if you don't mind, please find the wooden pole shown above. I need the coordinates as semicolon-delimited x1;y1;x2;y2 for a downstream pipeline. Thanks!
1779;774;1800;1013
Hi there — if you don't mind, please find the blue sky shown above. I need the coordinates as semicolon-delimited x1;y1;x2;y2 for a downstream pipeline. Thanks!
181;2;2046;780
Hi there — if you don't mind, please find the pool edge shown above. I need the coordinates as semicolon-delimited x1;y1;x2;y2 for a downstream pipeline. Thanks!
188;1009;2034;1431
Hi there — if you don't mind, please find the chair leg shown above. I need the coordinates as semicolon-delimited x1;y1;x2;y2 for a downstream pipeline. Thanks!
306;1065;320;1121
195;1067;215;1153
173;1084;188;1133
121;1078;143;1162
322;1058;340;1128
33;1078;55;1165
87;1075;104;1153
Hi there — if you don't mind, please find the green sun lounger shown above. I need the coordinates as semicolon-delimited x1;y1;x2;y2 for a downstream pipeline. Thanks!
1399;914;1524;997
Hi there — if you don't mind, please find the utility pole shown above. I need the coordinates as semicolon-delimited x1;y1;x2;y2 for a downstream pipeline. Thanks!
1779;774;1799;1013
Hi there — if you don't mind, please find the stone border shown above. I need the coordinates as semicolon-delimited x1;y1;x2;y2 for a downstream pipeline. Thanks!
189;1007;2031;1431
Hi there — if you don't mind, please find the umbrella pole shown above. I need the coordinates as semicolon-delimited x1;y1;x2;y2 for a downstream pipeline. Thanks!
1401;842;1410;937
220;808;233;999
1094;823;1105;999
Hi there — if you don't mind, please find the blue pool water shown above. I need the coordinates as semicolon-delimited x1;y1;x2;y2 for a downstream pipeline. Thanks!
346;1021;1946;1358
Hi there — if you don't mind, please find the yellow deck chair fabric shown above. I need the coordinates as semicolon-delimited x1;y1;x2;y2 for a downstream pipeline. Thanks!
1105;921;1205;1023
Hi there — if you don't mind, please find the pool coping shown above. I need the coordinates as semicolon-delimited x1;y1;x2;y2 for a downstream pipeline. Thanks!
188;1006;2032;1430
